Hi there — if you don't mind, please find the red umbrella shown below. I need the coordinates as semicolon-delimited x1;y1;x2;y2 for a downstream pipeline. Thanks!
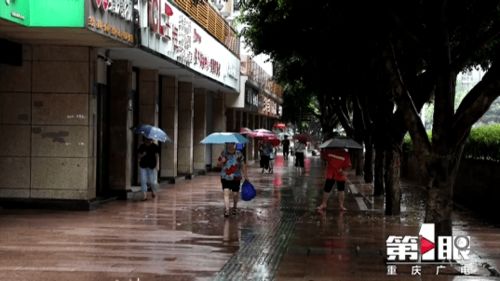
293;133;311;143
265;135;281;146
273;122;286;129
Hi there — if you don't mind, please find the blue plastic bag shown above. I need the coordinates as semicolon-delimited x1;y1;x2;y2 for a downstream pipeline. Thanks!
241;179;256;201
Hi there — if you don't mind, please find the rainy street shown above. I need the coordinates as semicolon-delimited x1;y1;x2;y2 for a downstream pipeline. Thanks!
0;153;499;281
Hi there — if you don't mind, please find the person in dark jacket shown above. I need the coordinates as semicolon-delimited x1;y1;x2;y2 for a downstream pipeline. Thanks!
282;135;290;160
138;137;160;201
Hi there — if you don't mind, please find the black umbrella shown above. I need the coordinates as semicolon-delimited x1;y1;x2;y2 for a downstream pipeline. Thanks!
319;137;362;149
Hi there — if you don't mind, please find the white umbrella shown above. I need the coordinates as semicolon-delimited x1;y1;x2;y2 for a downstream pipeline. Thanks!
319;137;362;149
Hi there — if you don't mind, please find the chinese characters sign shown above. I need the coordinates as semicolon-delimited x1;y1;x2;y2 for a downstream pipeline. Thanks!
138;0;239;91
87;0;134;44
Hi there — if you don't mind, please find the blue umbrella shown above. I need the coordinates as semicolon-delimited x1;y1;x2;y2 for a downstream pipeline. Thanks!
201;132;249;144
134;124;171;143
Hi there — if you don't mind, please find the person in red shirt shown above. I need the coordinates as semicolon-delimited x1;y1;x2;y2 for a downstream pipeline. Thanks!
317;148;351;211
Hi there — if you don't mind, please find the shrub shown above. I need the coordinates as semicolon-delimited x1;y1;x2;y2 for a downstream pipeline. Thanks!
463;124;500;162
403;124;500;162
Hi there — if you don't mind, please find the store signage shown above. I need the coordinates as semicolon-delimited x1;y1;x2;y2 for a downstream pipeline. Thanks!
30;0;84;27
1;0;29;25
259;95;277;117
139;0;240;91
1;0;85;27
92;0;109;10
87;0;134;44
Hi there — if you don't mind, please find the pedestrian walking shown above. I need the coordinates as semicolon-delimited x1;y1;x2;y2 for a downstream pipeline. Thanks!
317;148;351;211
282;135;290;160
236;142;246;160
138;137;160;201
294;140;306;174
268;146;276;174
259;140;273;173
217;142;248;217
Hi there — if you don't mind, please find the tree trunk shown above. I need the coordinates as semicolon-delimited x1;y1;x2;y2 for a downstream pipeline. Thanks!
425;148;463;236
355;149;364;176
364;137;374;183
384;145;401;215
374;147;385;196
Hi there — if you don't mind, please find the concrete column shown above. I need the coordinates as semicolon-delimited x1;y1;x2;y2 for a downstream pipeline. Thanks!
226;108;235;132
193;88;207;171
138;69;158;126
252;114;260;160
138;69;159;186
0;45;32;199
234;110;242;132
242;111;247;128
178;82;194;177
0;45;101;205
109;60;133;196
248;113;254;130
160;76;178;181
244;112;253;161
210;91;225;168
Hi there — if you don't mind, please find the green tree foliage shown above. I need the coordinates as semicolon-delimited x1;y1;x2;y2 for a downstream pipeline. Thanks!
241;0;500;234
463;124;500;161
404;125;500;162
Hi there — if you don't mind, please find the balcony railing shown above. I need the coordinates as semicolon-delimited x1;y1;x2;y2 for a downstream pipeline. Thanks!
241;57;283;99
173;0;240;56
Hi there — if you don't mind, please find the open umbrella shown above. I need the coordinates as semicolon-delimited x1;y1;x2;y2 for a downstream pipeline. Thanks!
319;137;362;149
273;122;286;129
240;127;253;135
293;133;312;143
133;124;171;142
250;128;275;138
200;132;249;144
263;135;281;146
253;128;273;134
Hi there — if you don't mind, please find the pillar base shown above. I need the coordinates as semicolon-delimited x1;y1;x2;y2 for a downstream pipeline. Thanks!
180;173;194;180
0;197;117;211
161;175;187;184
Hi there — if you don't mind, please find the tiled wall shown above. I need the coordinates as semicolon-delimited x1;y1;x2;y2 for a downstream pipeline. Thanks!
0;45;94;200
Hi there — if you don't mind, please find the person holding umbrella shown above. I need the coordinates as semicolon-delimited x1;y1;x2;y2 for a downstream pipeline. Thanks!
133;124;171;201
281;135;290;160
138;136;160;201
259;140;274;173
217;142;248;217
317;148;351;211
294;140;306;175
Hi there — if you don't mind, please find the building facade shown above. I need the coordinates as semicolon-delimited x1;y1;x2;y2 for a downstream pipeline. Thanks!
0;0;281;209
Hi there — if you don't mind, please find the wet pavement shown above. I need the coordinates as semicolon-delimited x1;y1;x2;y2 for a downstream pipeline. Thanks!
0;154;499;281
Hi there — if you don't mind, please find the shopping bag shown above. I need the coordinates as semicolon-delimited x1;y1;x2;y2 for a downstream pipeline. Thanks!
241;179;256;201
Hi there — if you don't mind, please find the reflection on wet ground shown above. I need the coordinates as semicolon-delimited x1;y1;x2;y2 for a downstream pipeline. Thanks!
0;154;499;281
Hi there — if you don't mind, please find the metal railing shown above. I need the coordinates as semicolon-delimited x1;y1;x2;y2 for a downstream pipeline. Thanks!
173;0;240;56
241;57;283;99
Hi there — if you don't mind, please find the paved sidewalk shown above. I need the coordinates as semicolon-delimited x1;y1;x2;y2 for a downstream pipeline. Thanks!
274;157;500;281
0;154;499;281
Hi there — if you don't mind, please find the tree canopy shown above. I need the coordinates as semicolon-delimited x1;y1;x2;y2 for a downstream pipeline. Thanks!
240;0;500;235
